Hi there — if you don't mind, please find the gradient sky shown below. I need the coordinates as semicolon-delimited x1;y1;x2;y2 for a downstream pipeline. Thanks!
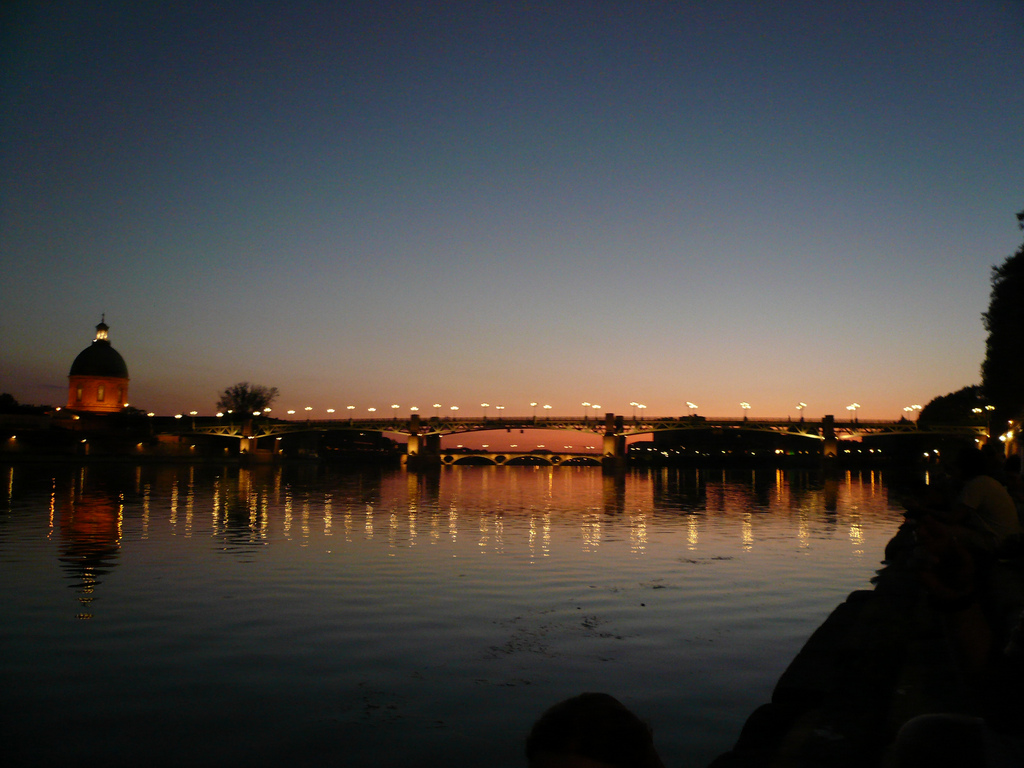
3;0;1023;422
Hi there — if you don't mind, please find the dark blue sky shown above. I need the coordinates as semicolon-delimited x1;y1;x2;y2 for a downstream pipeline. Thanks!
3;1;1023;422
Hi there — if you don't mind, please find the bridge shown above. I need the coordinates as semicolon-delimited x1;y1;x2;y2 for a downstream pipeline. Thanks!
436;450;603;467
185;412;988;469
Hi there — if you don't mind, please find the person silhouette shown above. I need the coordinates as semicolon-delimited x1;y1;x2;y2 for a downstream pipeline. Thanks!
525;693;665;768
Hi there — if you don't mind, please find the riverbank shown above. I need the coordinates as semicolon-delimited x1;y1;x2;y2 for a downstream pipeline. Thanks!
709;525;1024;767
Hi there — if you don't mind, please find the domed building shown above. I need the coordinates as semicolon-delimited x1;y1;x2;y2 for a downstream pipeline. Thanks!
67;316;129;413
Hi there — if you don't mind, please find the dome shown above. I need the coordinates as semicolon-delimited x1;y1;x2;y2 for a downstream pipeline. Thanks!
69;319;129;378
69;342;129;378
67;317;130;413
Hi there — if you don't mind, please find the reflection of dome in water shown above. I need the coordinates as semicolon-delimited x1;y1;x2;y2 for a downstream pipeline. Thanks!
59;489;121;620
67;316;130;413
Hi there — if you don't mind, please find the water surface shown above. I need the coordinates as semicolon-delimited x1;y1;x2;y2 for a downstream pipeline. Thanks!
1;463;906;767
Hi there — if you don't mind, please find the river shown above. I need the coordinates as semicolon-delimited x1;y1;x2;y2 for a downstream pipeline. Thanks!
1;462;910;767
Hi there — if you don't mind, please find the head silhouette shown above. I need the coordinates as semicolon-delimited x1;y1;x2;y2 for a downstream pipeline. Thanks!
526;693;664;768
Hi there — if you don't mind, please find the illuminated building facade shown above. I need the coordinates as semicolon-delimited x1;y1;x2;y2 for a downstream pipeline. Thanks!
67;317;129;413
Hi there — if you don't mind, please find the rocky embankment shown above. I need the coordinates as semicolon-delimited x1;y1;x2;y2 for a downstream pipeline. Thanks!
710;524;1024;767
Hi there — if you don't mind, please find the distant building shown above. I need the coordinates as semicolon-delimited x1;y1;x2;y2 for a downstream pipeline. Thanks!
67;316;129;413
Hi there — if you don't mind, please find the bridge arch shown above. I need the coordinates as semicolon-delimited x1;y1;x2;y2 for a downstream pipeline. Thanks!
438;451;602;467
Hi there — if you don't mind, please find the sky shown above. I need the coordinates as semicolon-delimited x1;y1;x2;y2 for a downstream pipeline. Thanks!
3;0;1023;424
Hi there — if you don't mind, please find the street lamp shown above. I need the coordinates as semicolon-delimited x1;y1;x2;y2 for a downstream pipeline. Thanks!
530;402;538;420
481;403;490;420
543;404;552;419
495;405;505;421
583;402;591;421
392;404;400;420
450;405;459;420
433;403;442;419
846;403;860;422
686;402;698;415
796;402;807;422
740;402;751;420
629;401;638;420
636;404;646;420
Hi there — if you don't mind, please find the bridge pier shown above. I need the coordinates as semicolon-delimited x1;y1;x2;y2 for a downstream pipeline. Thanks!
239;419;254;455
406;414;441;470
822;414;838;460
602;413;627;475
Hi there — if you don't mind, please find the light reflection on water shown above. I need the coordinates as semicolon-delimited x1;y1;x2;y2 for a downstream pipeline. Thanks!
0;463;908;768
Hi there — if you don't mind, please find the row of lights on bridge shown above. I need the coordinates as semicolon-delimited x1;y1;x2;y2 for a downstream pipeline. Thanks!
162;401;930;420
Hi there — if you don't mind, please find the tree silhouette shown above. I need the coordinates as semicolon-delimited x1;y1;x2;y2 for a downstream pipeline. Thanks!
919;385;984;425
980;209;1024;434
216;382;279;415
